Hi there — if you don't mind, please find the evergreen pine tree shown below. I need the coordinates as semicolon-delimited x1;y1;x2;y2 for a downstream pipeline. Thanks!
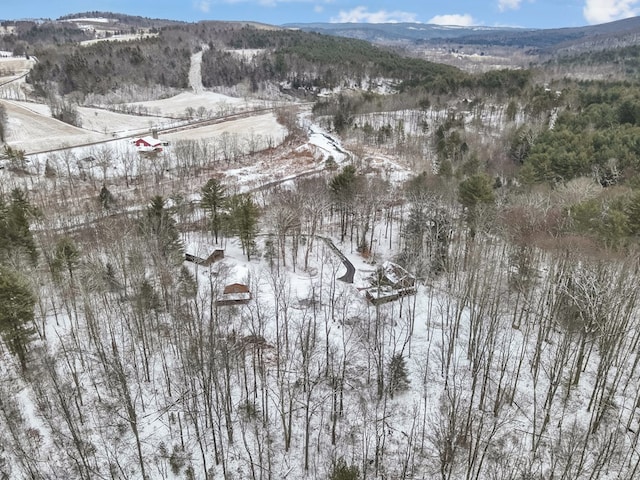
387;353;410;398
459;173;495;239
44;158;56;177
99;184;115;210
135;279;161;315
226;194;259;261
142;195;183;260
177;266;197;299
0;104;6;143
103;262;121;292
200;178;226;243
330;165;359;241
328;458;360;480
0;266;36;372
0;189;39;264
51;236;80;282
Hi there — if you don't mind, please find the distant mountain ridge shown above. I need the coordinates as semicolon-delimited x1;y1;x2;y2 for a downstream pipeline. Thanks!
3;11;640;62
282;22;532;43
285;16;640;53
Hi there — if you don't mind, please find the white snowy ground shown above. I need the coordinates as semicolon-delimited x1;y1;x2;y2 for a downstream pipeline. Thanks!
125;91;257;118
4;97;388;197
0;56;36;101
79;32;160;46
14;111;288;184
2;85;631;479
1;91;264;149
20;209;561;480
0;56;33;82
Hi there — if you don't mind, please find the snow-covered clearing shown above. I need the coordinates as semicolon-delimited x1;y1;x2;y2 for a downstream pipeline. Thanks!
164;112;286;144
1;91;286;155
77;106;174;135
6;99;176;136
0;56;33;77
60;17;111;25
1;100;111;153
0;56;36;100
188;46;208;95
16;110;285;173
125;91;253;118
224;48;265;61
79;32;159;46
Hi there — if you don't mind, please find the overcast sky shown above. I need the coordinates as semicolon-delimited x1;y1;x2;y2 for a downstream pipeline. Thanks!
2;0;638;28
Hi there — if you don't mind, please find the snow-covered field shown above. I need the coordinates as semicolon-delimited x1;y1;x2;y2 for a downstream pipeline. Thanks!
164;112;285;144
2;100;111;153
0;90;286;155
224;48;266;61
125;91;252;118
77;106;173;135
0;56;33;78
0;56;36;100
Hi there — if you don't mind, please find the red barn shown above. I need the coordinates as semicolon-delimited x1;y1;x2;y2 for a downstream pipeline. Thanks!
132;136;169;152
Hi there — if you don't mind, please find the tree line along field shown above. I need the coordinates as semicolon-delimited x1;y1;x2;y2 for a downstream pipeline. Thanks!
4;13;640;480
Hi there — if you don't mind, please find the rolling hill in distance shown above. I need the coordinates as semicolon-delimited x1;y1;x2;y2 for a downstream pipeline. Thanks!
3;11;640;53
286;15;640;54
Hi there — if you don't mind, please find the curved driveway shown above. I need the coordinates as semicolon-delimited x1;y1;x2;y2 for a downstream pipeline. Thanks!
318;236;355;283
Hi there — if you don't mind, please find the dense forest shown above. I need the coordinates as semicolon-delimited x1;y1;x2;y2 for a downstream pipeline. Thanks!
29;38;192;95
0;23;91;54
546;44;640;78
23;23;536;99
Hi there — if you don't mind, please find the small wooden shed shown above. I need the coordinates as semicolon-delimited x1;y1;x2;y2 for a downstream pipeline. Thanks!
184;242;224;266
216;283;252;306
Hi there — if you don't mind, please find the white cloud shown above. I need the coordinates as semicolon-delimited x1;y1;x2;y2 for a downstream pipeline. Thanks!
498;0;523;12
314;5;324;13
195;1;211;12
330;6;417;23
583;0;640;24
428;14;476;26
